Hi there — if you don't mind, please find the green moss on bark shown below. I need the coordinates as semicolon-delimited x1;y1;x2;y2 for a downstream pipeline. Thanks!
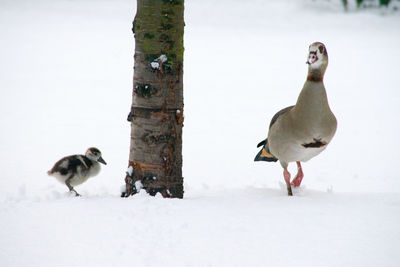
134;0;184;72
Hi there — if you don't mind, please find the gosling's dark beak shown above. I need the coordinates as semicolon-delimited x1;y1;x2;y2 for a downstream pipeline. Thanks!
98;157;107;165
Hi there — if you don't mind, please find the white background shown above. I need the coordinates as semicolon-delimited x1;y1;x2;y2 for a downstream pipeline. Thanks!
1;0;399;266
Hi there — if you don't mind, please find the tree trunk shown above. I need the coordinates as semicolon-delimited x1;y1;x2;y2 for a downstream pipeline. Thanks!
122;0;184;198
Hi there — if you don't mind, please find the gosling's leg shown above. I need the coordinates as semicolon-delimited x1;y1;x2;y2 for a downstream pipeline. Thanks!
65;176;80;196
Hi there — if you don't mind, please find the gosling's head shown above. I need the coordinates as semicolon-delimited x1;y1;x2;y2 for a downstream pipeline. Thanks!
85;147;107;165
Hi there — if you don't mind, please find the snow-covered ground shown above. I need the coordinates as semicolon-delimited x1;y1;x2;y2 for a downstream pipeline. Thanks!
1;0;400;266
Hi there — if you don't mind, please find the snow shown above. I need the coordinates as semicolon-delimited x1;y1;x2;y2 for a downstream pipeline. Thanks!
126;165;133;176
158;54;168;63
150;61;160;70
151;54;168;70
1;0;400;266
2;190;399;267
134;180;143;192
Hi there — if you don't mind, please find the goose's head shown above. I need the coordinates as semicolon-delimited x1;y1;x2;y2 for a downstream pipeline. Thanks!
306;42;328;81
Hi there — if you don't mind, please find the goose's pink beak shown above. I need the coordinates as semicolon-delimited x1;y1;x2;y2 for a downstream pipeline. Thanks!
306;51;318;65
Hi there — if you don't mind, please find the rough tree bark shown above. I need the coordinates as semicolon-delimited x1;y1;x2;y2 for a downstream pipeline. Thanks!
122;0;184;198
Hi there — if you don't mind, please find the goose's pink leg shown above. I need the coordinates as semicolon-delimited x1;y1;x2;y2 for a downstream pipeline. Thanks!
284;168;293;196
291;161;304;187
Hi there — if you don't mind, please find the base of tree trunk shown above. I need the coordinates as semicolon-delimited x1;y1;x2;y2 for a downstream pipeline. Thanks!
122;164;183;198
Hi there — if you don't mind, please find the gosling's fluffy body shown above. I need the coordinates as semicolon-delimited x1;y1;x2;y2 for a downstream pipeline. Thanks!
48;147;106;195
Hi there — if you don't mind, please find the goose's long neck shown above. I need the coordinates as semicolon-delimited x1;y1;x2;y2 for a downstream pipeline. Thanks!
307;68;325;82
293;81;330;121
295;63;329;111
